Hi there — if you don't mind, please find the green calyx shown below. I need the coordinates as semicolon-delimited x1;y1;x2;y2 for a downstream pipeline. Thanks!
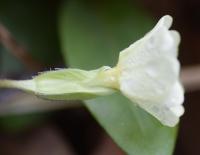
0;67;118;101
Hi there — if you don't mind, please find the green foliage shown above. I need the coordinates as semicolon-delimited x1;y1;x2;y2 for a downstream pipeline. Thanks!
0;113;47;132
0;0;62;72
59;0;177;154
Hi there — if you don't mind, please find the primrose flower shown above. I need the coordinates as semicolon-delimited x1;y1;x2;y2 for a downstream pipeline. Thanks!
112;15;184;126
0;15;184;127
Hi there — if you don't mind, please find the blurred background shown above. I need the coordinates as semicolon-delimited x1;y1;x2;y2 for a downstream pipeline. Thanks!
0;0;199;155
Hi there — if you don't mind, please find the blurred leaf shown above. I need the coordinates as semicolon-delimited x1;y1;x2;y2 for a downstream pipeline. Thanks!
0;112;47;132
0;47;22;74
59;0;177;154
0;0;62;72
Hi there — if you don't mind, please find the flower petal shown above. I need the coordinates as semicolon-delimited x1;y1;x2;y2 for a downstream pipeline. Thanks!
140;82;184;127
117;15;184;126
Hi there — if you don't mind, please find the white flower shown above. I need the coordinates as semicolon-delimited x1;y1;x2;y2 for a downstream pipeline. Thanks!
0;15;184;127
116;15;184;127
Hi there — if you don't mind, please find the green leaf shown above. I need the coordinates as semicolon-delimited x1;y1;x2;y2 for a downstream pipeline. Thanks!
59;0;177;154
0;113;46;132
0;0;62;69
